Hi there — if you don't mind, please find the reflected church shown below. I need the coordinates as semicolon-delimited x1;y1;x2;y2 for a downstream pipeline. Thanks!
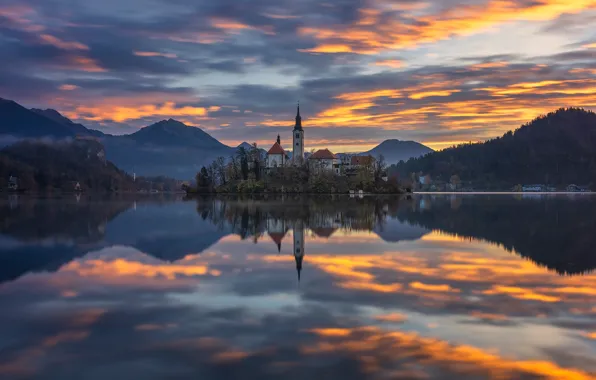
267;217;305;281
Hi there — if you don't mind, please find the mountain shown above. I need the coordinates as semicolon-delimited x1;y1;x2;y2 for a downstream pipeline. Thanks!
126;119;227;150
237;142;255;150
102;120;235;179
0;139;136;192
360;139;433;164
392;108;596;189
31;108;105;137
0;98;74;138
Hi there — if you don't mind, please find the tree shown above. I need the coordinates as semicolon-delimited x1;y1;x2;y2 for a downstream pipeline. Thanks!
236;147;249;180
196;166;211;191
214;156;226;185
373;155;386;182
450;174;461;190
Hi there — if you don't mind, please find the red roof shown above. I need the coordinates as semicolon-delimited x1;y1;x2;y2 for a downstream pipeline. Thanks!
309;149;337;159
269;232;286;246
312;227;337;238
267;142;286;155
351;155;374;166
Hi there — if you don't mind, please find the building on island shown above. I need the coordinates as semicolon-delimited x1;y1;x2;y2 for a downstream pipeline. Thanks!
266;134;289;168
308;149;340;175
265;104;375;177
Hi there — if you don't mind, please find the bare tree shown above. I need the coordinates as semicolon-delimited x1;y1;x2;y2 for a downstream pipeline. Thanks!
373;155;386;182
214;156;227;185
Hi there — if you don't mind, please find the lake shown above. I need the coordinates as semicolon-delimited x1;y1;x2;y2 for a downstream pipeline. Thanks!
0;194;595;379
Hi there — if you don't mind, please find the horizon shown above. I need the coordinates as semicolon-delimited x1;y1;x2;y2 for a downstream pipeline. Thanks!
1;1;596;152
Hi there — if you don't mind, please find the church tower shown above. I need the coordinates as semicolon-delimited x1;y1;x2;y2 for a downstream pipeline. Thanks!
292;103;304;163
293;220;305;281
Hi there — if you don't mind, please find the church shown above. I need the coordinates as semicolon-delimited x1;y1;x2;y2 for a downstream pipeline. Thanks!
266;104;340;174
266;103;304;168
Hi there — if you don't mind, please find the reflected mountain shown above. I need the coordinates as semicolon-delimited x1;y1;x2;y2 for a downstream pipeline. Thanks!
0;194;595;286
397;195;596;275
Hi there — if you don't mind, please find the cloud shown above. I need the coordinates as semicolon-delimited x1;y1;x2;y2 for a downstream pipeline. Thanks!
1;0;596;149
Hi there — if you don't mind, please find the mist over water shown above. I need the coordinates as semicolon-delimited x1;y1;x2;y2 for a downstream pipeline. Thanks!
0;194;595;379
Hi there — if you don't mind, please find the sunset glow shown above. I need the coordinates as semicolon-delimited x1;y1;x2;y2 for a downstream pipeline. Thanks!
1;0;595;149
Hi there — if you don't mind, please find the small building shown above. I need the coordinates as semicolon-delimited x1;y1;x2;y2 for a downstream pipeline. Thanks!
8;176;18;190
266;135;289;168
309;149;340;174
522;184;545;192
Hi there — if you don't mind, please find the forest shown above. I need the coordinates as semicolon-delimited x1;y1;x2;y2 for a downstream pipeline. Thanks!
0;139;181;193
390;108;596;190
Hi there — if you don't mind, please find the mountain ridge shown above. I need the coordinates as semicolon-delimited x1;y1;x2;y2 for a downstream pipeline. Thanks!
392;107;596;188
0;97;437;178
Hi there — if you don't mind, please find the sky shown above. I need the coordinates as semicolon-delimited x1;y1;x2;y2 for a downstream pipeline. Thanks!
1;0;595;152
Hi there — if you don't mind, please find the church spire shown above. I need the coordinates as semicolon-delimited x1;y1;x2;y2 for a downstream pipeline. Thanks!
294;102;302;131
295;254;303;282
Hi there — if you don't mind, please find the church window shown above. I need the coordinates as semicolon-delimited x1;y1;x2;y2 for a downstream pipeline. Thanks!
296;133;300;138
296;143;299;146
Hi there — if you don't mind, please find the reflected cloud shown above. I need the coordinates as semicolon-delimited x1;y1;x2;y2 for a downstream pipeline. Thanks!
1;195;595;378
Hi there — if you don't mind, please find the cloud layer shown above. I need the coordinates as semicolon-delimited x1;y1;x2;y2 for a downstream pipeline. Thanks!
1;0;596;150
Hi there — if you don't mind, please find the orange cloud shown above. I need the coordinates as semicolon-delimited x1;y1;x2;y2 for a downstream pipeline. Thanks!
0;5;44;32
482;286;561;303
298;0;596;54
66;101;218;123
409;90;461;99
63;258;215;280
59;84;78;91
374;313;408;323
67;56;106;72
134;51;178;59
409;281;460;293
303;327;594;379
299;44;356;54
39;34;89;50
373;59;404;69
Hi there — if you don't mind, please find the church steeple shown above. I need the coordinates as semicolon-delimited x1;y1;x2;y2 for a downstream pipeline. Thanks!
294;102;302;131
295;254;303;282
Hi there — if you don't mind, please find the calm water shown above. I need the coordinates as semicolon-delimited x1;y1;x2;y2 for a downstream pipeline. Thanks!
0;194;595;380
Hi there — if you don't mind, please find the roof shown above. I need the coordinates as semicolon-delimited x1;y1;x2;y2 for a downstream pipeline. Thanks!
269;232;286;252
309;149;337;160
312;227;337;238
267;142;286;155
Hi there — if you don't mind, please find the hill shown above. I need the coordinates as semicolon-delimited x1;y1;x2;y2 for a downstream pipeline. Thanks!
0;138;136;192
31;108;105;137
391;108;596;189
0;98;74;138
0;99;238;179
360;139;433;164
126;119;227;150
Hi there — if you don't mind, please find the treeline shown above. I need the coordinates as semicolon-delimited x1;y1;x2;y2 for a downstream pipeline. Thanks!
186;145;403;194
0;140;181;193
389;108;596;190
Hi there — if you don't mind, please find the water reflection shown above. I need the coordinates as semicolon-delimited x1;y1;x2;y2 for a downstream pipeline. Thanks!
0;194;595;379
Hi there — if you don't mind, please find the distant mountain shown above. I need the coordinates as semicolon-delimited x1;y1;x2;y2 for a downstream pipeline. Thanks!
237;142;255;150
31;108;105;137
0;98;74;138
126;119;227;150
392;108;596;188
360;139;433;164
102;120;235;179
